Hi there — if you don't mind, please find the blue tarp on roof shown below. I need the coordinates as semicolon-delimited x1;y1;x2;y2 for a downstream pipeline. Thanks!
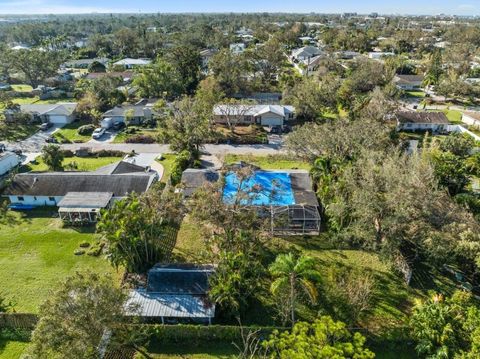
222;171;295;206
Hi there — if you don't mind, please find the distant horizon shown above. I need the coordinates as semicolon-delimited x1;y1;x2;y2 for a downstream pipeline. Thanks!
0;0;478;16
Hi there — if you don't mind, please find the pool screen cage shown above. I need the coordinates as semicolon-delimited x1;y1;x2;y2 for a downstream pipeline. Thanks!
270;205;321;235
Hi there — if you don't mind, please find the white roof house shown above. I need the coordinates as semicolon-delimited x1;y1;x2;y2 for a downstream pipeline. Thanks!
113;58;151;69
213;104;295;127
291;46;323;61
18;103;77;124
229;43;246;55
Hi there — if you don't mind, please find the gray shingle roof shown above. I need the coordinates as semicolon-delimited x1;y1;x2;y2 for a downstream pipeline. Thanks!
20;103;77;116
397;111;449;124
57;192;113;208
4;161;156;197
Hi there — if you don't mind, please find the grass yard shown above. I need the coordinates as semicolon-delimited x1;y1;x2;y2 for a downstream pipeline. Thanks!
10;97;39;105
112;127;161;144
22;156;122;172
11;84;33;92
0;123;39;142
0;340;29;359
404;90;425;98
0;209;120;313
215;125;267;144
52;120;93;143
156;154;177;183
440;109;463;124
172;215;209;262
223;154;311;170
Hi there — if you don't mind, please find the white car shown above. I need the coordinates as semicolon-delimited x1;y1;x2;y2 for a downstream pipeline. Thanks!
92;127;106;139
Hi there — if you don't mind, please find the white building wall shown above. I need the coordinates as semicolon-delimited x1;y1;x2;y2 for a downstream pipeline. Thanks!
8;195;62;206
462;114;480;127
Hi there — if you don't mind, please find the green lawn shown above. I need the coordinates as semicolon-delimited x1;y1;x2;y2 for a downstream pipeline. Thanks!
22;156;122;172
10;97;39;105
172;215;209;262
223;154;311;170
443;109;463;124
404;90;425;98
11;84;33;92
0;209;120;313
0;123;39;142
53;120;94;143
0;340;29;359
156;154;177;183
112;127;161;144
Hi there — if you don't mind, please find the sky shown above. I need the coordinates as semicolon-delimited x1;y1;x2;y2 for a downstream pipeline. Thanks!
0;0;478;16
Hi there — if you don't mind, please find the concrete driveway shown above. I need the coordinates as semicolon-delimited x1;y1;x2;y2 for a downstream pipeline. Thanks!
88;129;119;144
5;124;63;153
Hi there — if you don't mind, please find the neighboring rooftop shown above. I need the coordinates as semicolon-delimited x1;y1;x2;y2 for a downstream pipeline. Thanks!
213;104;295;117
397;111;450;124
113;58;151;66
394;74;424;84
20;103;77;116
4;161;156;197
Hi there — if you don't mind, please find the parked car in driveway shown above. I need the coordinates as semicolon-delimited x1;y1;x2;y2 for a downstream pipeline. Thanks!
45;136;58;143
92;127;106;139
113;121;125;131
39;122;53;131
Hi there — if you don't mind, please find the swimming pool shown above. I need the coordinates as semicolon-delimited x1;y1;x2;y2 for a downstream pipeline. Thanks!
222;171;295;206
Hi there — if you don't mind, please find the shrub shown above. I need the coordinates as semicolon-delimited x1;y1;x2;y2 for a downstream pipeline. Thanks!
96;149;126;157
73;249;85;256
125;135;156;144
87;242;105;257
77;124;96;135
79;242;90;248
61;150;75;158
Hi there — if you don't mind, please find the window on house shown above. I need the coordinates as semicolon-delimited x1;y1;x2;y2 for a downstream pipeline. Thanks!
48;197;55;202
17;196;24;201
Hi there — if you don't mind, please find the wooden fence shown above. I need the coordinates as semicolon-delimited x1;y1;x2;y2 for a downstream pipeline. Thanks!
0;313;38;329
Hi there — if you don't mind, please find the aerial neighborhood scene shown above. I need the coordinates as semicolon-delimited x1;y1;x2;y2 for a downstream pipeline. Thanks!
1;0;480;358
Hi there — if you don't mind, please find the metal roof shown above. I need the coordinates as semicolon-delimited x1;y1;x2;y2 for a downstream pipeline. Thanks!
127;290;215;318
147;264;214;295
57;192;113;208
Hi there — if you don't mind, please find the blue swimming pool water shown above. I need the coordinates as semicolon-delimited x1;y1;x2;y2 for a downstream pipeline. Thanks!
223;171;295;206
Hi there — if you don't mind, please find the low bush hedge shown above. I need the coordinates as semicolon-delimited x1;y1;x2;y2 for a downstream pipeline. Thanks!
77;124;96;135
125;135;156;144
144;324;281;345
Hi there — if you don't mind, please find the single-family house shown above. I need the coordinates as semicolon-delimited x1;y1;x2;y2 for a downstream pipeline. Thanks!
3;161;157;223
112;58;151;69
335;51;361;60
396;111;450;132
291;46;323;62
394;74;424;90
0;151;19;176
127;264;216;324
462;112;480;128
181;167;321;235
102;101;159;125
17;103;77;124
213;104;295;127
199;49;218;70
85;71;134;83
368;51;395;60
229;43;246;55
62;58;109;70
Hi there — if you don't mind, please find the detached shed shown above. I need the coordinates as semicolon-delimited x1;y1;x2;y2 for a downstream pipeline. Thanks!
127;264;216;324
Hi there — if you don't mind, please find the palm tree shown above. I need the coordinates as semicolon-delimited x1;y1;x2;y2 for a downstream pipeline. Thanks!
269;253;321;325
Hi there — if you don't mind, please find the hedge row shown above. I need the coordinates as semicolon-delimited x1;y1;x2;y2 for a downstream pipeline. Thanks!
143;324;284;345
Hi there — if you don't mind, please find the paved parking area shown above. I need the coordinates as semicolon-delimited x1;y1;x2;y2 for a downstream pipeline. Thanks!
87;129;119;144
5;124;62;153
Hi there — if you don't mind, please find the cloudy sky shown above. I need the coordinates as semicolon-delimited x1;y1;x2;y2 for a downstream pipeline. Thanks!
0;0;478;15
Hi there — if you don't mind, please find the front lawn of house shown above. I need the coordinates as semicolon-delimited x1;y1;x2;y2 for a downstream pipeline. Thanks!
223;154;311;170
0;339;29;359
52;120;93;143
21;156;122;172
215;125;268;144
442;109;463;124
0;209;120;313
404;90;425;98
11;84;33;92
156;154;177;183
0;123;39;142
112;127;161;144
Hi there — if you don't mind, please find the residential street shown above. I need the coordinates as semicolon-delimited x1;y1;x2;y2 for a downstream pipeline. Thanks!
60;142;284;155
